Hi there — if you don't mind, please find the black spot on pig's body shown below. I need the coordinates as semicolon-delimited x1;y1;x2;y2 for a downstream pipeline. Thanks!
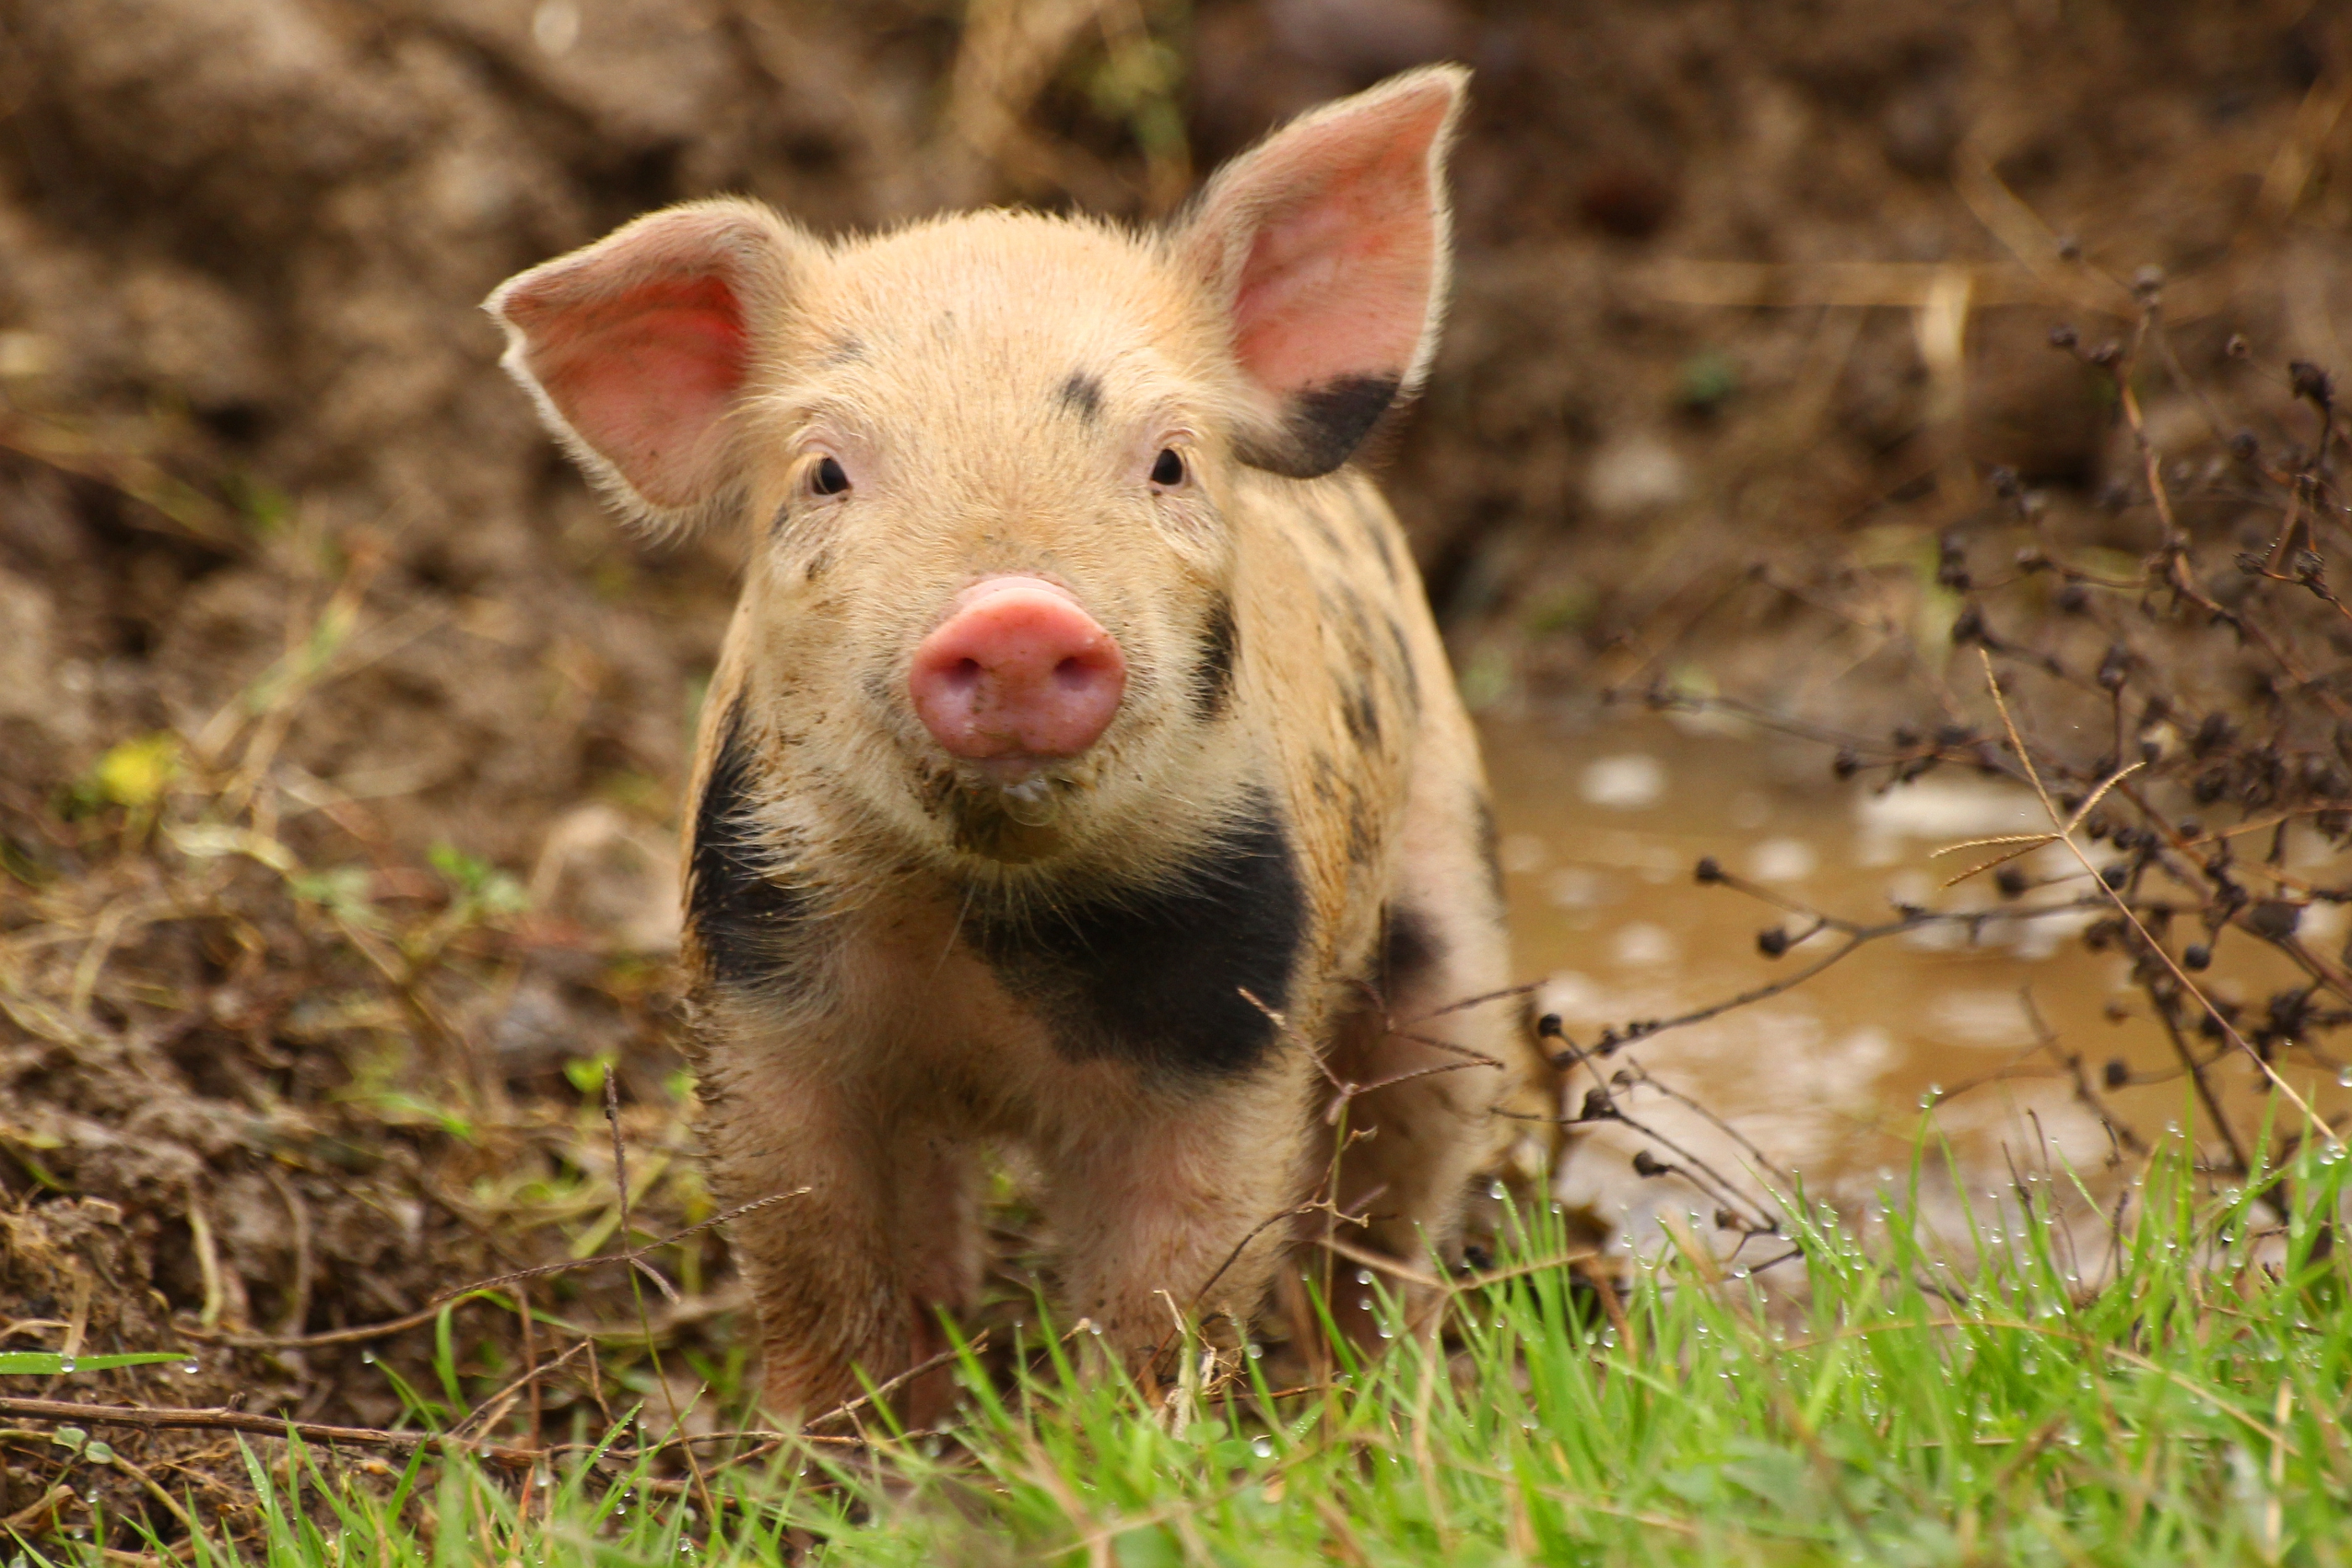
1384;616;1420;713
1192;593;1239;720
1308;753;1341;808
1057;370;1105;423
969;791;1305;1079
1241;375;1402;478
1342;683;1383;749
827;338;865;365
1380;904;1442;998
1337;593;1376;663
1353;490;1404;583
1473;796;1503;905
689;704;816;993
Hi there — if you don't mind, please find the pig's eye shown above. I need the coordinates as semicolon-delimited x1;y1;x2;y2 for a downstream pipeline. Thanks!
1150;448;1186;488
811;455;850;496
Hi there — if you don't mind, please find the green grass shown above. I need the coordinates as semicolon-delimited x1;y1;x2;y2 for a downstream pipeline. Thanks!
19;1135;2352;1566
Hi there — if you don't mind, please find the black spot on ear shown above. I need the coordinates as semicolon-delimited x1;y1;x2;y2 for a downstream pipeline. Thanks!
1380;903;1443;997
688;704;815;992
1193;592;1239;721
969;791;1306;1079
1238;375;1402;479
1057;370;1105;423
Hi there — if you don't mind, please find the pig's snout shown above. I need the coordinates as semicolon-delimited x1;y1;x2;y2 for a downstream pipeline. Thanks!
909;577;1126;763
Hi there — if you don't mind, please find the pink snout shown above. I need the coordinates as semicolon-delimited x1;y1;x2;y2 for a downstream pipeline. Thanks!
908;576;1126;763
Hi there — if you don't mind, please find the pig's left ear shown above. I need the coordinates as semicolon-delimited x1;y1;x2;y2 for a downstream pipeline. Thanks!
486;198;808;535
1179;65;1466;480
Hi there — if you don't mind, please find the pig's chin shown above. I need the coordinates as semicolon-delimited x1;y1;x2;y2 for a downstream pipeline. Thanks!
934;757;1089;867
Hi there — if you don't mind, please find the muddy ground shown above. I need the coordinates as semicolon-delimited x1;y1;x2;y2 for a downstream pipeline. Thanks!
3;0;2349;1537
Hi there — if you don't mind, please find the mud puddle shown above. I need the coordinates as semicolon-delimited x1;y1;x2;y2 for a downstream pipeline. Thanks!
1480;710;2352;1254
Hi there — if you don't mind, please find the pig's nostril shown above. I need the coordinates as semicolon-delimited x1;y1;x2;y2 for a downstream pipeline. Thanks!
946;657;984;692
1053;656;1090;690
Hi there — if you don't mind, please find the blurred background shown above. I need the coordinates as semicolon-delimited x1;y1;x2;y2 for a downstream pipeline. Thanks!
3;0;2351;1467
3;0;2344;863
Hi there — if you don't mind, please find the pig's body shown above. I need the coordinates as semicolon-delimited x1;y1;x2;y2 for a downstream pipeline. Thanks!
489;67;1549;1419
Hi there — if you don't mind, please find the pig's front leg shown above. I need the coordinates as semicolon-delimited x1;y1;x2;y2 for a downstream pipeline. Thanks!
1036;1060;1315;1376
696;1029;976;1424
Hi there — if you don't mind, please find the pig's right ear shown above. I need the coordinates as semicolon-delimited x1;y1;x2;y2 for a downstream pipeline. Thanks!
485;200;805;534
1179;66;1466;480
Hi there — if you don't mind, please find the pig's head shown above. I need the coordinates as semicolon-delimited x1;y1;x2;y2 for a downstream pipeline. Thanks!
486;67;1462;876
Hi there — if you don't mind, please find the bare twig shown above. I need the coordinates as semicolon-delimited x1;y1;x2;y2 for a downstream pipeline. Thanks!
428;1188;809;1305
0;1398;543;1472
1976;649;2339;1150
803;1334;991;1434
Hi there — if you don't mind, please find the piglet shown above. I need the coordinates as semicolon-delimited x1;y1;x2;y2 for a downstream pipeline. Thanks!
487;65;1544;1421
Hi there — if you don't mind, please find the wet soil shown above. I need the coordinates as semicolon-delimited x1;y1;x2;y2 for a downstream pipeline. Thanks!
1483;710;2352;1248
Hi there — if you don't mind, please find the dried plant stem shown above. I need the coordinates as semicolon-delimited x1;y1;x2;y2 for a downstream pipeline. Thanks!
1977;648;2339;1150
0;1397;543;1472
803;1335;993;1434
1620;1062;1798;1193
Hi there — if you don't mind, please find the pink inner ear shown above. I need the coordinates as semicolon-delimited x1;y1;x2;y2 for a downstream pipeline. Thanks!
524;273;748;511
1226;108;1443;401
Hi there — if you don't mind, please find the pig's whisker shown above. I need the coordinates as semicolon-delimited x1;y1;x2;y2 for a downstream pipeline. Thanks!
935;879;978;979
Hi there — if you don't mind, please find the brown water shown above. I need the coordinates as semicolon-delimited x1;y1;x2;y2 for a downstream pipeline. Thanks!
1480;710;2352;1254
